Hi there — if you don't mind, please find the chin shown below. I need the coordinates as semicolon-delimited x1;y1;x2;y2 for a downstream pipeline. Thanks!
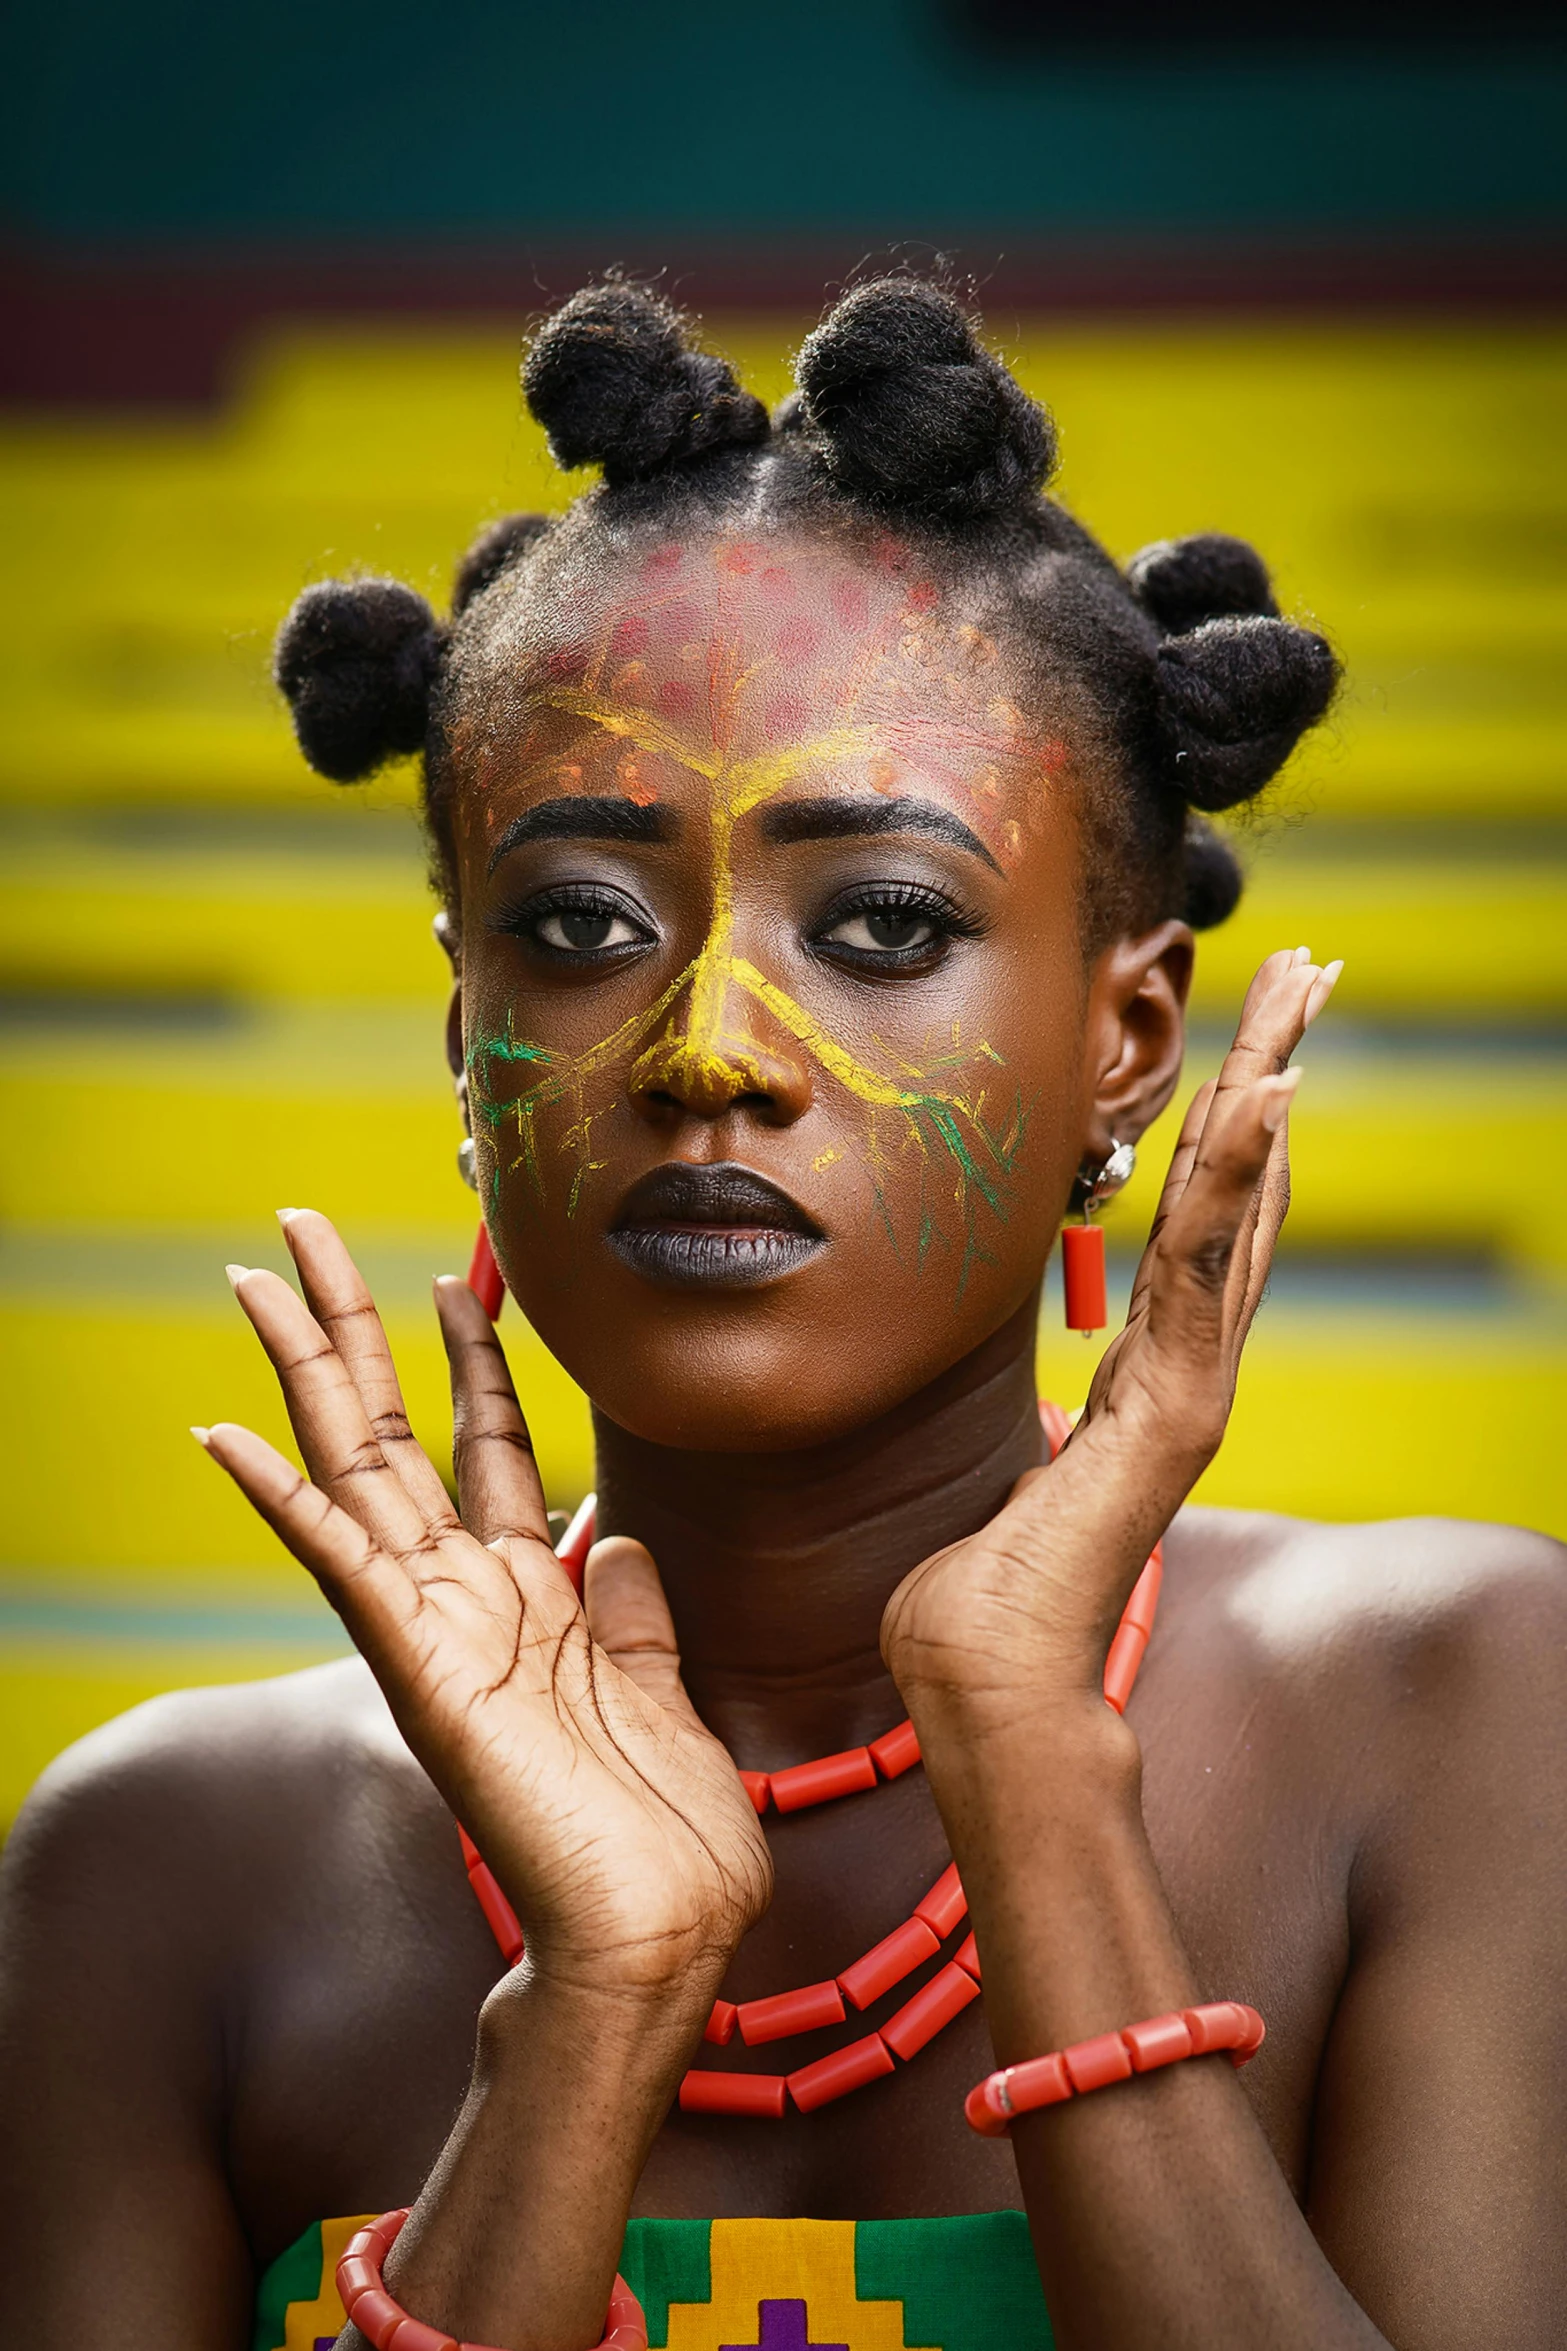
521;1284;928;1455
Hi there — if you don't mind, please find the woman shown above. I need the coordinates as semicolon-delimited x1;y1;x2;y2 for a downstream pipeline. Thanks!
2;277;1563;2351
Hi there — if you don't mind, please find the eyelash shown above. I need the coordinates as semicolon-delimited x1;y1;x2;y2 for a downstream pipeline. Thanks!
494;880;986;969
809;882;987;971
493;882;654;962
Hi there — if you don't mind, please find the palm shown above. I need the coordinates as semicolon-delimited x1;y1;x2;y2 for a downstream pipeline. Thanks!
205;1216;770;1993
883;948;1338;1710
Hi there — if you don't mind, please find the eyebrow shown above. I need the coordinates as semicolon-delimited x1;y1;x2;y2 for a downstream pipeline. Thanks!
759;794;1003;875
487;796;677;872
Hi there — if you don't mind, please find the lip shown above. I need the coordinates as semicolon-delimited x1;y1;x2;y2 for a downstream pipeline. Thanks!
607;1161;825;1290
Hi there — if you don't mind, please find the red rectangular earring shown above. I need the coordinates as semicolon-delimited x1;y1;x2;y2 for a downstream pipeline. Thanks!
1063;1139;1135;1334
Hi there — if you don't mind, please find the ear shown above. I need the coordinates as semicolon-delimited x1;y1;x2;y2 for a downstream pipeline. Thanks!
1079;919;1193;1160
434;910;466;1100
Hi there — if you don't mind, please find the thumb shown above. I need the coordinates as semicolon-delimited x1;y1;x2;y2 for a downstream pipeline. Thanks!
582;1536;700;1724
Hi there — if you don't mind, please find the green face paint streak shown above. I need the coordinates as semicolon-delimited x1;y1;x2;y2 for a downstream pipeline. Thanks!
478;559;1040;1275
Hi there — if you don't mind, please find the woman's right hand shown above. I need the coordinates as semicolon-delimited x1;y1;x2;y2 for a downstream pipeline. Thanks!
198;1210;771;2014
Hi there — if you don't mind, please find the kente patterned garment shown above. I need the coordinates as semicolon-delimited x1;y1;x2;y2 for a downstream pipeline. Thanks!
253;2211;1054;2351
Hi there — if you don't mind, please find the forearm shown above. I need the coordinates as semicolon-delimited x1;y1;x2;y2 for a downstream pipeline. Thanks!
920;1696;1388;2351
340;1967;703;2351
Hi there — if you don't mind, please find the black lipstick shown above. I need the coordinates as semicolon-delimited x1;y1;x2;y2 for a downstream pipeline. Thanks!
607;1162;825;1290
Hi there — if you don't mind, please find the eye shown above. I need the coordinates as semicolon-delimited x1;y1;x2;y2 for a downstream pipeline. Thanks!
822;906;942;954
811;884;984;974
536;906;645;953
495;885;656;962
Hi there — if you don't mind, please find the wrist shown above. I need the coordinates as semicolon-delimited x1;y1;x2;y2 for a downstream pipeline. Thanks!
478;1950;718;2080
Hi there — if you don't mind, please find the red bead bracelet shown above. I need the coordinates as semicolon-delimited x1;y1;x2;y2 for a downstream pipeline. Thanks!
337;2207;647;2351
964;2000;1266;2136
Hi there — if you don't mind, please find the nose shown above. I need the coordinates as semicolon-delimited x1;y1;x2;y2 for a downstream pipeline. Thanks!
628;956;813;1127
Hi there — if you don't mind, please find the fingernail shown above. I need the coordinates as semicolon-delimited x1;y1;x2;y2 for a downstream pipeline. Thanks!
276;1207;299;1225
190;1425;212;1448
1260;1069;1303;1133
1303;958;1344;1027
224;1264;248;1290
1294;944;1312;964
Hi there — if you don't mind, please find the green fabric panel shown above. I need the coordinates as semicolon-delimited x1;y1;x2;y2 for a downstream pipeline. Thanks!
619;2215;713;2349
855;2211;1054;2351
251;2219;325;2351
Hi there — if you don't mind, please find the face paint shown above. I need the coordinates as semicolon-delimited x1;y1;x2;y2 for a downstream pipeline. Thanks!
465;538;1063;1287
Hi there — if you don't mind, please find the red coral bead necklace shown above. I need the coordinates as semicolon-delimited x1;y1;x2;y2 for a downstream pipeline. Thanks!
458;1400;1162;2119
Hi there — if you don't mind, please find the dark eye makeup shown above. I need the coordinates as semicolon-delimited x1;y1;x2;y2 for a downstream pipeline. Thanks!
492;877;986;974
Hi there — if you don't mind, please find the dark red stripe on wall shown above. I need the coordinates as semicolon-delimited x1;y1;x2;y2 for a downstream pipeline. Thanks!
5;235;1565;410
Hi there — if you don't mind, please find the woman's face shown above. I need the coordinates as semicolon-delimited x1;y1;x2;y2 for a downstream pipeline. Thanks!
447;529;1183;1451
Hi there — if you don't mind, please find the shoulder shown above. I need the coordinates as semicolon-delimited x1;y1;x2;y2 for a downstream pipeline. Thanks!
1177;1502;1567;1684
0;1658;424;1970
1168;1504;1567;1819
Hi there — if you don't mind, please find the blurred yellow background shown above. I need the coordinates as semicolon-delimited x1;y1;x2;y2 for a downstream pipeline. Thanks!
3;317;1564;1826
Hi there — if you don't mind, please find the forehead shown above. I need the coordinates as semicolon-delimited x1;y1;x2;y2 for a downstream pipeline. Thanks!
454;530;1071;860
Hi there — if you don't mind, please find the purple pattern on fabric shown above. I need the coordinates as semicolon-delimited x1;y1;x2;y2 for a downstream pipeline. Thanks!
721;2301;849;2351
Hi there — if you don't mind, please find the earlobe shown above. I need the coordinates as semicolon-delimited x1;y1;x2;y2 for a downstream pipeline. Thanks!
1084;920;1195;1151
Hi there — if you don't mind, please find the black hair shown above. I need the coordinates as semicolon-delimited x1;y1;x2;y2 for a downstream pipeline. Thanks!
273;274;1339;939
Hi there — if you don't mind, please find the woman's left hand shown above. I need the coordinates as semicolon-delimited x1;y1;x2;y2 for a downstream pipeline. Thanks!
881;945;1340;1730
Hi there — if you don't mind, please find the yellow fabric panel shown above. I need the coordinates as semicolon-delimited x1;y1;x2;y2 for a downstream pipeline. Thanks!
666;2218;922;2351
281;2213;368;2351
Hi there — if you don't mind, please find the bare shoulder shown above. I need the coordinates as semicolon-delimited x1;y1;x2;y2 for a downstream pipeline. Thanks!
0;1657;434;1968
1163;1501;1567;1788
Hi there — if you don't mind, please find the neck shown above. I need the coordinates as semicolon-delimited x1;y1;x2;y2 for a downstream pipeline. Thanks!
591;1293;1045;1769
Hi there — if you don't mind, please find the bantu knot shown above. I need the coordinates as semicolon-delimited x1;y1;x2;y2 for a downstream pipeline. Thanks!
523;281;769;483
1128;533;1278;633
795;279;1056;521
1155;615;1339;813
452;513;552;615
1181;816;1244;931
273;579;443;784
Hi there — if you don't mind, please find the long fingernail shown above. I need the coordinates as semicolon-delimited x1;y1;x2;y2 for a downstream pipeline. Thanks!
190;1425;212;1448
1260;1069;1303;1133
276;1207;300;1225
1293;944;1312;964
224;1264;248;1290
1303;958;1344;1027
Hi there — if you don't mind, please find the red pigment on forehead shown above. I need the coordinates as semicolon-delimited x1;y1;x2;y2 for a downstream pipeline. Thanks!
717;540;761;575
658;679;697;716
612;612;649;656
776;616;821;662
831;578;869;631
904;580;939;613
617;754;658;806
760;565;795;601
643;545;683;579
763;691;809;741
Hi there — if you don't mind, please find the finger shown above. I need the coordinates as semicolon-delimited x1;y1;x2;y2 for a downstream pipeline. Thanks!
582;1536;702;1725
1120;1078;1218;1338
434;1275;552;1550
227;1266;441;1557
1213;946;1327;1104
277;1209;452;1521
1226;1079;1298;1348
1146;1069;1301;1381
193;1421;420;1645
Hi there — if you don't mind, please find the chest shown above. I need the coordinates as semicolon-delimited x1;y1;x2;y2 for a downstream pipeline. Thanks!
228;1699;1351;2272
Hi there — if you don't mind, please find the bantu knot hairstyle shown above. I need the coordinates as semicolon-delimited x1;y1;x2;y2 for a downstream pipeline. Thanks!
1121;530;1336;814
1154;614;1339;814
795;279;1056;520
452;512;552;615
522;280;770;483
274;274;1341;938
272;579;444;784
